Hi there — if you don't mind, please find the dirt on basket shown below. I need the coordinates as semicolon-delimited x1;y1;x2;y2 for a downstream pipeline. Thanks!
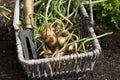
0;26;120;80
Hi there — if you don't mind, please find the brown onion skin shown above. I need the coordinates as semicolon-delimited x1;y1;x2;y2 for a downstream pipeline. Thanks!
45;24;57;48
58;36;67;48
55;51;65;57
67;43;75;53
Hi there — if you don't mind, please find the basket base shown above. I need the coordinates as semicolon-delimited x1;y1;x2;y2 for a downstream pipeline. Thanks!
28;71;88;80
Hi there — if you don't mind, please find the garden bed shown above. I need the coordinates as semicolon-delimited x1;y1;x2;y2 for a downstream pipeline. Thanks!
0;0;120;79
0;27;120;80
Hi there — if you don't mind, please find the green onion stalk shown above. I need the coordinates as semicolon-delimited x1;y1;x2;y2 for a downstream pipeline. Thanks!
29;0;112;58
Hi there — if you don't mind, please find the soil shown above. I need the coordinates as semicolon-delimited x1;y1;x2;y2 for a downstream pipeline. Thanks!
0;26;120;80
84;29;120;80
0;1;120;80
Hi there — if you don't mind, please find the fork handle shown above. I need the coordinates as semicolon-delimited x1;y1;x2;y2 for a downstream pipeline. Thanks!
24;0;34;28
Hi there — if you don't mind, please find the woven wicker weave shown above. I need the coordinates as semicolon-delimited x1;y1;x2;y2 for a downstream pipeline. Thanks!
14;0;101;80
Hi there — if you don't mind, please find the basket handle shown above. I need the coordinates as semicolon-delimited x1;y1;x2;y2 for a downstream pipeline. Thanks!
13;0;20;30
89;0;94;24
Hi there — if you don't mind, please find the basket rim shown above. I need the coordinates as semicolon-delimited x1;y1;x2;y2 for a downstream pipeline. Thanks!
15;27;101;65
13;1;101;66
